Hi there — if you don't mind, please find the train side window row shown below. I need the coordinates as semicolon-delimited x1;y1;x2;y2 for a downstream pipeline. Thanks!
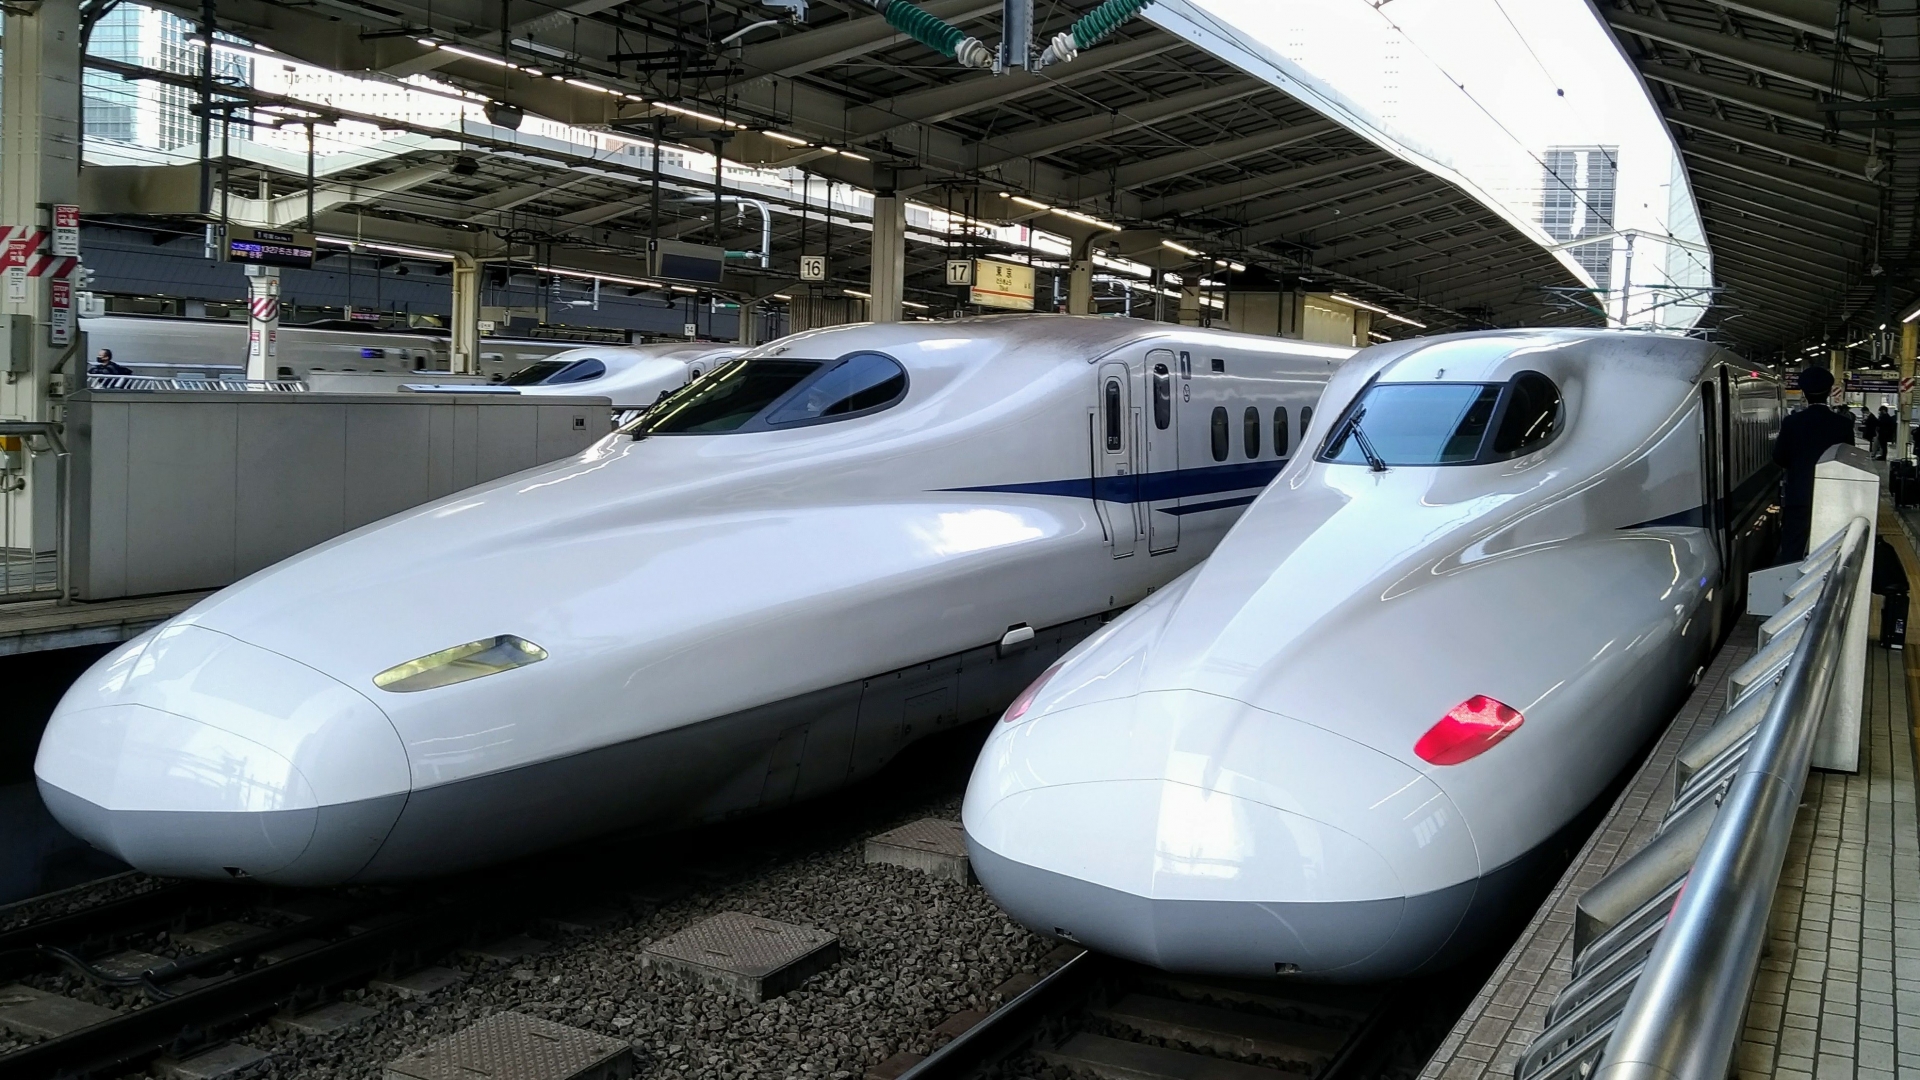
1209;405;1303;462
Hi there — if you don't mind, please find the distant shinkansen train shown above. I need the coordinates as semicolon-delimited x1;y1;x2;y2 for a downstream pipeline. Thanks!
37;315;1350;885
79;314;646;381
964;329;1783;982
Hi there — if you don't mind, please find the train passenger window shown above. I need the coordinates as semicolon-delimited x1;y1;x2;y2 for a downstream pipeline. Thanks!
1210;358;1225;373
1152;364;1172;430
765;351;909;425
1105;378;1124;450
1273;407;1290;457
630;358;824;433
1319;382;1502;466
1490;371;1562;458
1211;407;1229;461
1244;407;1261;458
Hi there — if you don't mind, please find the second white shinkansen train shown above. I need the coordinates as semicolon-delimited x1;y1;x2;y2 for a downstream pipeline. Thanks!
964;329;1783;982
80;314;607;381
36;315;1350;885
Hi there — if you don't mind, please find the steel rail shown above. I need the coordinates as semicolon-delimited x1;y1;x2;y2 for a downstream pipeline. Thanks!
1593;516;1871;1080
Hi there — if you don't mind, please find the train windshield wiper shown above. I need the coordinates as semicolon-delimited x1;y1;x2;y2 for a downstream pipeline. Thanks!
1334;406;1389;473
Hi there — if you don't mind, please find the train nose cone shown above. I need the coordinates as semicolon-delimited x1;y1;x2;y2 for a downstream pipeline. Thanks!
34;623;411;885
963;690;1481;981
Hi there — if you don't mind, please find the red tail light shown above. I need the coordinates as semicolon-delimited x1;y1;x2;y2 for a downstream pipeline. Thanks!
1414;695;1524;765
1003;661;1066;724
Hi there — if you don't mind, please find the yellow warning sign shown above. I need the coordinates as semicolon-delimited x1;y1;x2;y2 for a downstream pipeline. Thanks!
971;259;1035;311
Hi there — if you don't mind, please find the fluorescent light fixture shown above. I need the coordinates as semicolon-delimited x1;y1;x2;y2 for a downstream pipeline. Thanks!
844;288;873;299
1369;331;1391;342
670;284;698;294
416;38;438;47
436;44;518;69
543;266;664;289
764;131;810;146
902;300;929;310
1161;240;1202;258
1329;292;1392;317
997;191;1011;198
316;236;455;261
1049;206;1120;232
771;293;793;300
652;101;741;128
1010;196;1049;211
1904;308;1920;324
1384;311;1427;329
837;149;871;161
565;79;618;94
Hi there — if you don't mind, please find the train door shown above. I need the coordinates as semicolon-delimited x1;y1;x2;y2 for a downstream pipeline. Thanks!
1094;361;1141;558
1700;381;1727;566
1145;349;1180;554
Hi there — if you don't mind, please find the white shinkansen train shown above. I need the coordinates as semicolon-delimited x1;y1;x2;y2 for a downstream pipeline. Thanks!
80;315;603;381
413;342;745;415
963;329;1784;982
36;315;1351;885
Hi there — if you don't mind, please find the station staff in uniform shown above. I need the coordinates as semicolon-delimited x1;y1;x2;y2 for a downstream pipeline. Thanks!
1773;367;1853;563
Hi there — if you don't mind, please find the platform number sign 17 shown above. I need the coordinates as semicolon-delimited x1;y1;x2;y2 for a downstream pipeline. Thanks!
946;259;973;287
799;254;827;282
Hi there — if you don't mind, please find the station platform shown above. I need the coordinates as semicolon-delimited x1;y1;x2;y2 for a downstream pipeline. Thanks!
0;589;206;657
1422;500;1920;1080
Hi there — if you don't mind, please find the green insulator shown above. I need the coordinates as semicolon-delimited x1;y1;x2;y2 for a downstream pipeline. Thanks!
1071;0;1154;50
882;0;969;58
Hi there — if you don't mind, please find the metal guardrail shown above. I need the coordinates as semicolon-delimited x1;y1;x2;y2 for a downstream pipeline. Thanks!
1516;517;1872;1080
85;375;309;392
0;420;70;604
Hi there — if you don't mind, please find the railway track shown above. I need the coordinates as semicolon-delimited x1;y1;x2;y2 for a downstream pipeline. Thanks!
901;950;1404;1080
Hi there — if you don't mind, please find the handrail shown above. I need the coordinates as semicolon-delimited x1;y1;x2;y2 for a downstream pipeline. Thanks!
1594;516;1871;1080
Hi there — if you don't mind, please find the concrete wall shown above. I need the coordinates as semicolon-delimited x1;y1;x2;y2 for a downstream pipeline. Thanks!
67;390;609;600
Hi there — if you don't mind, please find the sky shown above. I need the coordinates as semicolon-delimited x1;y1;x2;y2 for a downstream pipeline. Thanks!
1162;0;1710;329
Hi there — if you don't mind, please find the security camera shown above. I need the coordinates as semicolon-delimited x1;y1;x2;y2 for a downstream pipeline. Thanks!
485;101;524;130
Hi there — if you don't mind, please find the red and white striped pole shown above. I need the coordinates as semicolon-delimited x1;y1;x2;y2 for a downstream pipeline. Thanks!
244;266;281;382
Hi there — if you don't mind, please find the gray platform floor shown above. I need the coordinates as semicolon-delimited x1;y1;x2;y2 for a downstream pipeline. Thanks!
0;588;207;657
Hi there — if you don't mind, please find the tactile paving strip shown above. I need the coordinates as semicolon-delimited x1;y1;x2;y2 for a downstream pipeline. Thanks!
384;1011;632;1080
643;912;840;1002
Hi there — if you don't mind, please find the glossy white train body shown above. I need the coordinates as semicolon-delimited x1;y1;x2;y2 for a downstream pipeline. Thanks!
36;315;1349;885
964;330;1783;982
80;314;583;380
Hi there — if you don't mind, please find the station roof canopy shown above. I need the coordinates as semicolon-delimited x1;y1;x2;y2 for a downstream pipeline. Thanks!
1597;0;1918;358
103;0;1600;331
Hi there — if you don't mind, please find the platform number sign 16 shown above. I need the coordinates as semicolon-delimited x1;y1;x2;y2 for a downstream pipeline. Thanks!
799;254;827;282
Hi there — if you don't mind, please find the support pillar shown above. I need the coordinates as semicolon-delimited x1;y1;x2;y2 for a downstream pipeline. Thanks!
244;267;280;382
869;191;905;323
1;0;83;558
1900;322;1916;461
1830;348;1847;405
1067;234;1097;316
737;299;760;347
450;253;480;374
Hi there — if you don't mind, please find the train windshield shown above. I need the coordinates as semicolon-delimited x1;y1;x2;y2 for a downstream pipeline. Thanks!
1319;372;1563;467
625;352;909;436
628;359;825;434
1321;383;1502;466
503;360;571;385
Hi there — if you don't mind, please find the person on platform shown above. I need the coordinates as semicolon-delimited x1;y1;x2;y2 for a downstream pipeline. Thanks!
1837;402;1857;445
1774;367;1854;562
87;348;131;378
1880;406;1899;460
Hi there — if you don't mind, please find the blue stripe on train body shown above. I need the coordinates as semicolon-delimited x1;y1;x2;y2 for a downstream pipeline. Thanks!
946;460;1287;505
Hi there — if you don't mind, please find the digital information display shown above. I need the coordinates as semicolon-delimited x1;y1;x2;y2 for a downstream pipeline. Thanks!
224;227;315;270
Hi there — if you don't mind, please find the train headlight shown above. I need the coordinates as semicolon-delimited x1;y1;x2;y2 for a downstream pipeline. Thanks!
373;635;548;693
1414;695;1524;765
